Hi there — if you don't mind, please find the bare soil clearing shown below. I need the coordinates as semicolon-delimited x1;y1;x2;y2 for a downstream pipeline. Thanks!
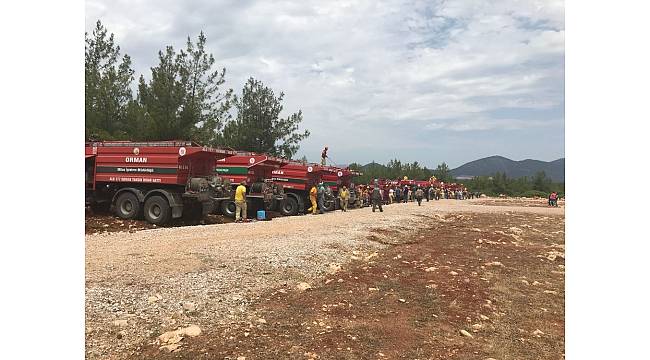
470;197;565;208
85;199;564;359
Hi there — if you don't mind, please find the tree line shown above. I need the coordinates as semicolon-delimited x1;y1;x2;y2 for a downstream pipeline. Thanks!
85;21;309;159
348;160;454;184
463;171;564;197
348;160;564;197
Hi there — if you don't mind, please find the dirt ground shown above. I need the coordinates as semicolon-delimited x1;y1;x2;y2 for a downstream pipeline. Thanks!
85;209;235;235
86;198;564;359
470;197;565;208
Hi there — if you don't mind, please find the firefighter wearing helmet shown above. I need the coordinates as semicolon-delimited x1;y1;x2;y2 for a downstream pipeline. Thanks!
307;184;318;215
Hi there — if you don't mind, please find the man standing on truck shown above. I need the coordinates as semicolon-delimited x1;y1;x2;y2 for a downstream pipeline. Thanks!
234;180;247;222
321;146;329;165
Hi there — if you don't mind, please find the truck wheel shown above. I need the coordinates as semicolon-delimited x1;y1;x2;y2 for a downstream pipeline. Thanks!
323;200;336;212
221;200;236;218
279;197;298;216
144;196;171;225
115;192;141;220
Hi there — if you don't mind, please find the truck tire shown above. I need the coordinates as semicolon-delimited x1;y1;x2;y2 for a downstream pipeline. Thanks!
115;192;141;220
323;200;336;212
143;195;171;225
279;197;298;216
221;200;236;218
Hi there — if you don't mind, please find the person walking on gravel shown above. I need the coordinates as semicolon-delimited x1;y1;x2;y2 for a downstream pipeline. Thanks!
307;184;318;214
357;185;364;208
415;186;424;206
339;185;350;212
372;180;384;212
234;181;247;222
317;182;326;214
362;187;369;207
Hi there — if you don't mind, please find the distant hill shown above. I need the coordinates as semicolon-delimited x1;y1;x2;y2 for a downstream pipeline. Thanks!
450;156;565;182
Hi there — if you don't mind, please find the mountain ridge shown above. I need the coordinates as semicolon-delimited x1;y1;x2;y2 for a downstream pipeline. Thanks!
450;155;565;182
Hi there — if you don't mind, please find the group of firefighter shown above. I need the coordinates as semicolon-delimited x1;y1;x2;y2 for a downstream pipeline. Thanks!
233;147;478;221
304;180;478;216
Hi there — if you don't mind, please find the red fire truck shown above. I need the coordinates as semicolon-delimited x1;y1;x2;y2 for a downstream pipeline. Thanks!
270;161;325;215
319;166;361;208
85;141;235;225
214;152;288;217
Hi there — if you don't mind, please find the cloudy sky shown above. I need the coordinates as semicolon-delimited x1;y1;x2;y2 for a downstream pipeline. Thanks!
86;0;564;169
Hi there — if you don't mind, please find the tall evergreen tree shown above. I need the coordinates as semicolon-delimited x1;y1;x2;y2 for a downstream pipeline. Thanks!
137;46;186;140
221;77;310;158
433;162;453;183
138;32;231;143
85;20;135;139
532;171;552;192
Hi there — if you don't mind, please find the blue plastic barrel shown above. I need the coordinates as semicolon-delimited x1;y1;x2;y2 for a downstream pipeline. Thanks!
257;210;266;220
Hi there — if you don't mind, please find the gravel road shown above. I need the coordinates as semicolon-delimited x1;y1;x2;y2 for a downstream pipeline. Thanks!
85;198;564;359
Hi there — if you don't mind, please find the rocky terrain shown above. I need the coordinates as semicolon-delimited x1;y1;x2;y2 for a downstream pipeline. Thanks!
85;198;565;359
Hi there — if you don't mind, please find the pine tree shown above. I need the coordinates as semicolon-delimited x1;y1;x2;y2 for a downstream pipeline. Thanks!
138;32;231;143
85;20;135;140
433;162;453;183
138;46;186;140
221;77;310;158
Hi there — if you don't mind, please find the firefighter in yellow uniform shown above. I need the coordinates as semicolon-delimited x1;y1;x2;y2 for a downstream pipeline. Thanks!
234;181;247;222
339;185;349;212
307;185;318;214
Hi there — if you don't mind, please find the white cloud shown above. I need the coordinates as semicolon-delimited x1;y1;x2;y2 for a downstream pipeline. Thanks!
425;117;555;132
86;0;565;166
